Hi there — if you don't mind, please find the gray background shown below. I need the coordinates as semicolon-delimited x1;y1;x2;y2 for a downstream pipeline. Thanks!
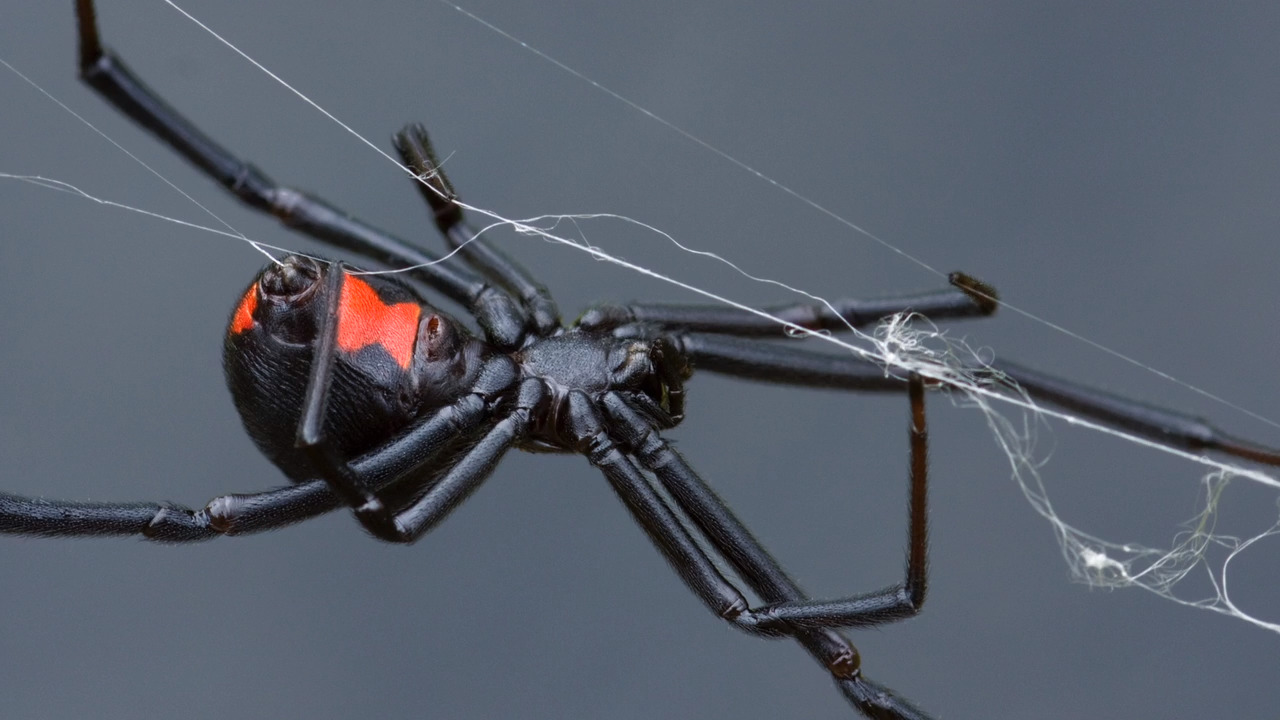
2;2;1279;718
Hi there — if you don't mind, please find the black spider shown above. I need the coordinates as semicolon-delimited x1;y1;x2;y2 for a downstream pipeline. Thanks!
4;3;1280;719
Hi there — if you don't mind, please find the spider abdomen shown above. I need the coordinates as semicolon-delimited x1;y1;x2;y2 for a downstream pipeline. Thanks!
223;256;486;480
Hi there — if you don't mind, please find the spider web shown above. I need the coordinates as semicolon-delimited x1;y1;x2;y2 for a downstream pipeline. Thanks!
168;0;1280;636
3;0;1280;647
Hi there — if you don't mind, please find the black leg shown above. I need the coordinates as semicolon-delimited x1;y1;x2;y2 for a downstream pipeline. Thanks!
0;347;526;545
578;428;930;715
603;377;928;631
288;258;522;541
599;386;931;717
579;272;997;336
75;0;529;348
678;332;899;390
377;379;547;542
0;480;339;542
0;338;523;544
586;388;933;719
297;340;521;542
769;374;931;629
294;260;350;486
394;124;561;336
990;358;1280;465
566;392;766;630
678;332;1280;466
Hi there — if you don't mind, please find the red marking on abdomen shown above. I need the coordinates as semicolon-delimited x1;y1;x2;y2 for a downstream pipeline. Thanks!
229;286;258;334
337;274;421;369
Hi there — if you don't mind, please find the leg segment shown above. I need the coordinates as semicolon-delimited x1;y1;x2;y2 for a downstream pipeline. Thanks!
568;392;768;632
297;344;521;542
991;359;1280;465
0;479;339;542
575;388;930;719
603;376;929;632
0;337;521;545
291;268;527;542
600;384;935;719
394;124;561;335
0;348;523;545
678;333;1280;466
75;0;529;347
579;272;997;336
678;333;898;390
376;378;546;543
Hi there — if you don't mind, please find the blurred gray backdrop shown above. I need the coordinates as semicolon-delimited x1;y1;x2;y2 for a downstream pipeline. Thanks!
2;2;1278;718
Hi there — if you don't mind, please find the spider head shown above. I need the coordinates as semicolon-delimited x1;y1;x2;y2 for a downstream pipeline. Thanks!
223;255;485;481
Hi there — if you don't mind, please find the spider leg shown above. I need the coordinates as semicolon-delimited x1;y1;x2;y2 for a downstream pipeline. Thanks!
0;261;510;546
566;392;764;630
0;479;340;542
295;286;522;541
300;381;539;545
291;270;527;541
0;345;524;545
0;361;535;544
372;379;547;543
74;0;529;348
576;387;932;720
678;332;1280;466
679;332;898;389
606;378;930;632
990;358;1280;466
394;124;562;336
579;272;996;336
299;378;519;540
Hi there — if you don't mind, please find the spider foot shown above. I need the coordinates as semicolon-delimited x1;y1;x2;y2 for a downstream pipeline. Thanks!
837;675;931;720
946;271;999;315
393;123;462;232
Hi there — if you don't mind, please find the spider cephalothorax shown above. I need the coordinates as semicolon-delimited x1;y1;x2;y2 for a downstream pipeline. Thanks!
5;4;1279;719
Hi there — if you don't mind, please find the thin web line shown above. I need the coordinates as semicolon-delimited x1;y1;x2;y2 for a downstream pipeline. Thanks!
5;0;1274;462
432;0;1280;435
5;0;1279;635
109;0;1266;488
9;164;1278;491
0;56;277;264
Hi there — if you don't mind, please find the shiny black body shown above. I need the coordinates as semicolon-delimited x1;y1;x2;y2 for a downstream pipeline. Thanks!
4;3;1280;719
225;254;686;478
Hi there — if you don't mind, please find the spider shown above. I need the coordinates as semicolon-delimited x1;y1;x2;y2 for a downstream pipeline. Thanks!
4;3;1279;719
